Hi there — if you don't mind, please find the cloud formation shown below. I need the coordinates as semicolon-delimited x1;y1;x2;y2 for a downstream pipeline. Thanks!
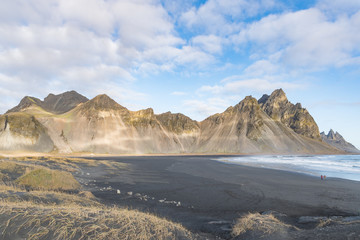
0;0;216;112
232;8;360;69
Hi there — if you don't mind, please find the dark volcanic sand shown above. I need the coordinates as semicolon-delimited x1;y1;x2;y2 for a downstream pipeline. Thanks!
75;155;360;239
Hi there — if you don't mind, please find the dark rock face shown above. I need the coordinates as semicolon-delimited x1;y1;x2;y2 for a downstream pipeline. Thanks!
321;130;359;153
234;96;264;140
7;91;88;114
156;112;199;134
42;91;88;114
259;89;321;140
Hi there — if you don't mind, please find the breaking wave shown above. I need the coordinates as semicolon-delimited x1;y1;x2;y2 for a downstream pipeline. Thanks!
218;155;360;181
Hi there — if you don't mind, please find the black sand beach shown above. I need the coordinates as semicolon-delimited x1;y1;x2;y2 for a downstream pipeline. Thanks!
76;155;360;239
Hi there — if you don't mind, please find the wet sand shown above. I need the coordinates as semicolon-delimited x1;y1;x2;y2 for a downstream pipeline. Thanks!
76;155;360;238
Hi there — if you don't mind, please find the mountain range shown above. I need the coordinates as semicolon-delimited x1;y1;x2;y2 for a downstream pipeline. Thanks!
0;89;358;154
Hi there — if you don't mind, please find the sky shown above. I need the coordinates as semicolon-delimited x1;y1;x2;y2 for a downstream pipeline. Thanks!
0;0;359;148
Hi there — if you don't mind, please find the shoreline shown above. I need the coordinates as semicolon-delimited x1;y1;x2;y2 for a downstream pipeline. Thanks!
1;151;359;158
1;154;360;238
76;155;360;238
214;155;360;182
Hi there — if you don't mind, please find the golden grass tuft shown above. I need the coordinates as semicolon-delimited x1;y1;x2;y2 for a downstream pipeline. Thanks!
0;201;194;240
232;213;297;237
16;168;81;191
0;157;194;239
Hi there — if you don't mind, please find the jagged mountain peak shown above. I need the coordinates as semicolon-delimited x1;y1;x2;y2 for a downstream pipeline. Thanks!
322;129;359;153
258;94;270;105
260;89;320;140
238;96;259;106
328;129;336;139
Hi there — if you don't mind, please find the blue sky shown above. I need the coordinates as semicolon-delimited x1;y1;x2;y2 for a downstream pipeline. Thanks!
0;0;359;148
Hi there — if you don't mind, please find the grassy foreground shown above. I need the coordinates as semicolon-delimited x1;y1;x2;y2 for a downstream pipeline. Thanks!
0;157;194;240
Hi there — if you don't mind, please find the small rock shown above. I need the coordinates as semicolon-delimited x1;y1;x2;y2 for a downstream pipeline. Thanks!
86;173;90;176
127;191;133;196
117;189;121;194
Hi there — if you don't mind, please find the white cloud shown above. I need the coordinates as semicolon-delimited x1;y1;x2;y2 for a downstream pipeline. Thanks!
191;35;224;54
317;0;360;16
199;78;302;95
183;98;230;119
0;0;220;113
180;0;277;35
232;8;360;69
172;91;188;96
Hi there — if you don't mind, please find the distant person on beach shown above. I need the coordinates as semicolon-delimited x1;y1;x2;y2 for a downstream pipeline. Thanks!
321;175;323;180
324;175;326;180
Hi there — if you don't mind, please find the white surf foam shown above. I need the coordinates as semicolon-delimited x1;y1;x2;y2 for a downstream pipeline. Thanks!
218;155;360;181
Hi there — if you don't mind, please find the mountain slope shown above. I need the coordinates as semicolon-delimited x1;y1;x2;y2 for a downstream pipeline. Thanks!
35;94;200;154
0;113;54;152
321;130;359;153
198;96;338;154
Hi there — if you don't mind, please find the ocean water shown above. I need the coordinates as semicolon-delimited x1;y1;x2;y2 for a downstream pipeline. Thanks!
217;155;360;182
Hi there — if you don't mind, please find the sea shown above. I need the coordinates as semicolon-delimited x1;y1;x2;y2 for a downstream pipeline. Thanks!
217;155;360;182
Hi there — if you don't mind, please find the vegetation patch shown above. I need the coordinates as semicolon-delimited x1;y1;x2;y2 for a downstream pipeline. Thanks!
0;201;193;240
232;212;297;239
16;168;80;192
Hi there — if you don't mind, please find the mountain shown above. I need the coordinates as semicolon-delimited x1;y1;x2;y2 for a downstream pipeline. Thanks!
321;130;359;153
198;96;336;154
259;89;320;139
0;89;354;154
7;91;88;114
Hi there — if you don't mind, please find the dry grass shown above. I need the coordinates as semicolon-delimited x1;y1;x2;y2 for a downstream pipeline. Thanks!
16;168;81;191
232;213;297;238
0;157;194;239
7;156;99;172
0;201;193;240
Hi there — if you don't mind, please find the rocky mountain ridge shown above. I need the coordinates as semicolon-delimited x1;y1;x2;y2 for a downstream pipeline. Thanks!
7;91;88;115
0;89;355;154
321;129;359;153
